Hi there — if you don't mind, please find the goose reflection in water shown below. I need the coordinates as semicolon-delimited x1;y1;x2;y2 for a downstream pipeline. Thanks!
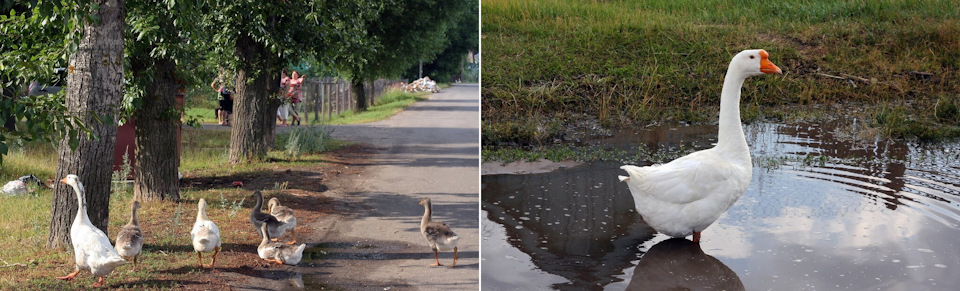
627;238;743;291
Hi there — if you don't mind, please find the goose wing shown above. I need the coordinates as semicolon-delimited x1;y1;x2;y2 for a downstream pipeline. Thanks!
622;150;742;205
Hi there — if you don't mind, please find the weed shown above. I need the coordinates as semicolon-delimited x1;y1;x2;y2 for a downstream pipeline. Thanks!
273;181;289;195
218;192;245;216
111;146;133;197
279;125;335;158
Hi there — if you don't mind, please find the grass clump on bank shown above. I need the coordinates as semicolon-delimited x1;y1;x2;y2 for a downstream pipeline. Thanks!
482;0;960;148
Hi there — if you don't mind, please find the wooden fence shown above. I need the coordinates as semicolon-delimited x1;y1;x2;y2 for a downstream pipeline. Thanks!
295;78;405;122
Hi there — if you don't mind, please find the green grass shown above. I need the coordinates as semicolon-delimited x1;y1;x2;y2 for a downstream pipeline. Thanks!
482;0;960;146
316;89;429;125
184;107;219;124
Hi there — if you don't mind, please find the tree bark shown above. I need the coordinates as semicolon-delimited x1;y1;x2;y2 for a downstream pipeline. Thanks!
353;80;368;112
228;34;276;163
262;56;281;152
48;0;126;249
132;57;180;201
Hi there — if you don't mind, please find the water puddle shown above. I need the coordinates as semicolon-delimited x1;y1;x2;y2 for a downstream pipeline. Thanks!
482;122;960;290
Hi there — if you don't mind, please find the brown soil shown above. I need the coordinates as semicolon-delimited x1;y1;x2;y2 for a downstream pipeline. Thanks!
193;144;374;290
101;144;375;290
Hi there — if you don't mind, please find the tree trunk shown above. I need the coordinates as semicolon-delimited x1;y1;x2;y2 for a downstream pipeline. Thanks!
48;0;125;249
262;57;281;151
228;34;274;163
133;57;180;201
353;80;368;112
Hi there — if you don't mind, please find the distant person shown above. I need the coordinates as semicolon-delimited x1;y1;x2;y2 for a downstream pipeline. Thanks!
277;70;291;126
211;75;233;126
288;71;304;126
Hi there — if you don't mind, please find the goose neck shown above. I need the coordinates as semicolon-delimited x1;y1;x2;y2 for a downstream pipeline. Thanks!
197;202;209;222
716;71;749;157
71;182;90;224
260;224;271;245
421;202;432;227
253;193;264;213
130;205;140;226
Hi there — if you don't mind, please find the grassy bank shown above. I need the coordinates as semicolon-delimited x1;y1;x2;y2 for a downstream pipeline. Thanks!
481;0;960;147
0;128;340;289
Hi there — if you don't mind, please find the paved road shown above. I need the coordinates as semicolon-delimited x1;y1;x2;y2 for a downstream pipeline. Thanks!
310;83;480;289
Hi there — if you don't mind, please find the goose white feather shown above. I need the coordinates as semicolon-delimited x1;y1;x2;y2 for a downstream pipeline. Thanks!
57;174;126;287
619;49;781;242
191;198;221;268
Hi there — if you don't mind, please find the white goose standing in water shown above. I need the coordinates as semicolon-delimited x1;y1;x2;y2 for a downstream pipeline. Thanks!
619;49;781;242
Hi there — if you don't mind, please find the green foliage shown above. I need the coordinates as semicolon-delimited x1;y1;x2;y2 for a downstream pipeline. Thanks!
0;2;96;164
336;0;474;83
402;0;479;81
203;0;384;80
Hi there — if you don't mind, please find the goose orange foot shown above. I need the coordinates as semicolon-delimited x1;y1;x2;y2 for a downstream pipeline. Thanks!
448;247;459;268
92;276;106;288
56;270;80;281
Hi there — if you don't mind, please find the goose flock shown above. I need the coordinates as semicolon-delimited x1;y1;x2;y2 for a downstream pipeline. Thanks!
42;174;462;287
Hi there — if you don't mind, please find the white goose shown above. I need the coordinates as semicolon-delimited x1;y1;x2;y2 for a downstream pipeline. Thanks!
191;198;221;268
56;174;127;287
619;49;781;242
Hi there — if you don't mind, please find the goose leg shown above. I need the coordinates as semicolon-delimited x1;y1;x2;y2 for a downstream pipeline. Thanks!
448;247;459;268
92;276;106;287
286;228;297;245
197;252;204;267
206;247;221;268
693;232;701;243
134;255;139;271
430;248;442;266
56;270;80;281
267;258;285;265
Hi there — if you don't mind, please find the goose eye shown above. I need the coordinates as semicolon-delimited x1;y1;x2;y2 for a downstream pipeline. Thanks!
749;55;755;59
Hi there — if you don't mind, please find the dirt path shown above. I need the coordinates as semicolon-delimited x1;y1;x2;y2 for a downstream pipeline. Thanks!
214;84;480;290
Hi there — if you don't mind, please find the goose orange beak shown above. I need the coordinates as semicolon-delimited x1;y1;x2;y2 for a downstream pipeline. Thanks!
60;177;67;184
759;50;782;74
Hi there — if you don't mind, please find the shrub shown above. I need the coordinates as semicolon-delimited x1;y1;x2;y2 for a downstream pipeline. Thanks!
280;125;335;158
